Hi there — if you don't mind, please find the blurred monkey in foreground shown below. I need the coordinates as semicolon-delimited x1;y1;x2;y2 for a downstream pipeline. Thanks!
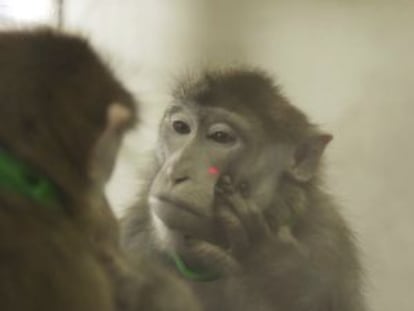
0;29;199;311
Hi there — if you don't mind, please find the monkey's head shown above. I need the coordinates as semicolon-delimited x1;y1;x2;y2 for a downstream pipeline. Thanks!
147;68;331;262
0;29;137;210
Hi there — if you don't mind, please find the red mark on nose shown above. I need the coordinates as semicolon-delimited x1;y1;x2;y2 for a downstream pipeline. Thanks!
208;166;220;175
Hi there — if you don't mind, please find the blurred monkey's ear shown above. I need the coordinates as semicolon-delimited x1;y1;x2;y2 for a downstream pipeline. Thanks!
89;103;134;186
288;133;332;182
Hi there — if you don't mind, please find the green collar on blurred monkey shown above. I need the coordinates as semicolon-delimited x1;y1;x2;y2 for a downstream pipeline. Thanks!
0;147;61;208
170;253;221;282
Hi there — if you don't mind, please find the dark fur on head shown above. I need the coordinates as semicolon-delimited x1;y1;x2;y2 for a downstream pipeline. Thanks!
0;29;136;204
173;68;314;143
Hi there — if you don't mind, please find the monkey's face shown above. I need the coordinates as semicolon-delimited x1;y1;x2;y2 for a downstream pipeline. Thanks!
148;103;282;255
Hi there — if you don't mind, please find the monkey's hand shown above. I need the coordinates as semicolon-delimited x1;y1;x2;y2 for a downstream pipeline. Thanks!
181;176;275;276
214;176;308;268
214;176;275;262
181;176;304;278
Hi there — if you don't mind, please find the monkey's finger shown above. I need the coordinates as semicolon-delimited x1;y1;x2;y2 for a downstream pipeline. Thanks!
221;191;255;225
221;175;232;185
238;182;250;198
188;239;241;275
222;192;271;241
216;175;235;194
217;209;250;257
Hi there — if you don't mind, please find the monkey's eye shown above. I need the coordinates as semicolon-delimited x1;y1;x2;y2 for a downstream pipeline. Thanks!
172;120;191;134
208;131;236;144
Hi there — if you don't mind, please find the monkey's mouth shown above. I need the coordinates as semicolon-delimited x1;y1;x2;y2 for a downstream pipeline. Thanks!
157;195;205;218
150;195;215;242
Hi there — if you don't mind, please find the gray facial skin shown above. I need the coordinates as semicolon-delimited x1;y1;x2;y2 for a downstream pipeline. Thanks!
122;69;366;311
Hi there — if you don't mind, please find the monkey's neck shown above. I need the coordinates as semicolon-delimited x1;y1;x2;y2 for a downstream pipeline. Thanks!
0;147;61;208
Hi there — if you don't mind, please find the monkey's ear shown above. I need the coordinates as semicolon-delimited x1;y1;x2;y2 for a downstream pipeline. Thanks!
89;103;134;186
106;103;134;133
288;134;333;182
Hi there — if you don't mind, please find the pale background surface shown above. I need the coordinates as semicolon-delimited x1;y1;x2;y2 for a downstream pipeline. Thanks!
3;1;414;310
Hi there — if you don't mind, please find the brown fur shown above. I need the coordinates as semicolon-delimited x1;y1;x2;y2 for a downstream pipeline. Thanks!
122;69;366;311
0;28;136;311
0;29;200;311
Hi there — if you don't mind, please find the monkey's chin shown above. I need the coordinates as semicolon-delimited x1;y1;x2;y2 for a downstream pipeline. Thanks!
150;210;224;278
154;227;212;272
149;196;215;243
150;211;195;255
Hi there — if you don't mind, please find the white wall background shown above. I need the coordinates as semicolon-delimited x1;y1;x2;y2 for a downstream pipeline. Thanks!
0;0;58;27
63;1;414;310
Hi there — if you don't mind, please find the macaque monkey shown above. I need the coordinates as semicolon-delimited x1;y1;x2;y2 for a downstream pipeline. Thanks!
0;29;200;311
122;69;366;311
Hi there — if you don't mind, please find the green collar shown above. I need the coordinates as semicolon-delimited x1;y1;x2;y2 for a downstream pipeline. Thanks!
0;147;61;208
170;252;220;282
